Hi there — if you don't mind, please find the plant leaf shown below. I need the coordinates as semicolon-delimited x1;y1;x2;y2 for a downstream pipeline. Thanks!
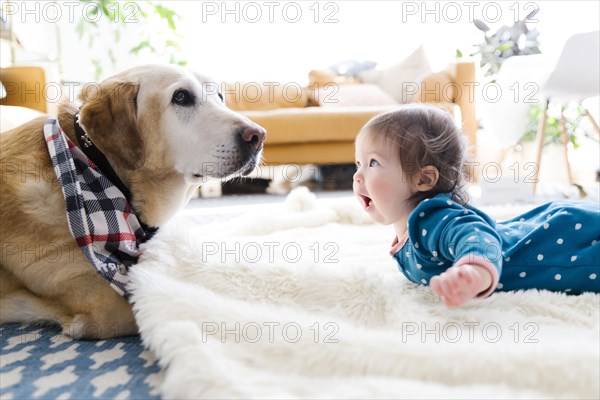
130;40;156;55
152;3;178;31
75;20;85;40
474;19;489;32
164;39;180;50
525;8;539;21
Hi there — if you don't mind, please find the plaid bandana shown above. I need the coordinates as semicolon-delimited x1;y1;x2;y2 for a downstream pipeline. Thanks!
44;118;152;298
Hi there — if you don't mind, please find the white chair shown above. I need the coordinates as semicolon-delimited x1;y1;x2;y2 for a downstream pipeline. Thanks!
532;31;600;193
480;53;550;149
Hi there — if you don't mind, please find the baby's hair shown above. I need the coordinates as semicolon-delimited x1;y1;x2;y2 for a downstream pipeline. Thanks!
358;104;469;206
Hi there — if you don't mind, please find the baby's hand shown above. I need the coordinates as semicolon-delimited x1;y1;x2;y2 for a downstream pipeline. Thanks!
430;264;493;308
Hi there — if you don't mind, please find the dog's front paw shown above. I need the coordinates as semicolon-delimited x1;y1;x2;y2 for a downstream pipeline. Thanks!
62;314;137;340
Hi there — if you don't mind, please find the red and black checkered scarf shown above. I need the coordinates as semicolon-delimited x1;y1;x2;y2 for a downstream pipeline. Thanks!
44;118;156;298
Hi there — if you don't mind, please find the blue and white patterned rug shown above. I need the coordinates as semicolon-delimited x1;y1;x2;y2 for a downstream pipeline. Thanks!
0;194;291;400
0;323;162;399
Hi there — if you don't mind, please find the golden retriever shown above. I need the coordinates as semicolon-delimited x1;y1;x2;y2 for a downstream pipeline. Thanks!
0;64;266;339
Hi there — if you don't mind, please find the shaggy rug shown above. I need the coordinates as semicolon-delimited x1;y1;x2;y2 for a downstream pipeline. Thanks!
129;188;599;399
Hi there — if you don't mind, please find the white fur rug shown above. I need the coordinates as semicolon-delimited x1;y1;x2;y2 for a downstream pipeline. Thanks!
129;189;599;399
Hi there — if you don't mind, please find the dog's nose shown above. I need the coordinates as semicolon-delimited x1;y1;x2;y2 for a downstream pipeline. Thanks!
240;125;266;151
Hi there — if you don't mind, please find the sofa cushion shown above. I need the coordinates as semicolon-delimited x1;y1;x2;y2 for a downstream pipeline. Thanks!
313;83;398;107
0;105;43;132
414;71;456;103
225;82;310;111
308;69;360;88
248;102;462;165
328;59;378;77
357;45;433;103
242;106;400;145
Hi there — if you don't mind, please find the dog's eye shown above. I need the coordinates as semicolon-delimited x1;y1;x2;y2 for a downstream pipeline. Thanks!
172;89;194;107
218;92;224;102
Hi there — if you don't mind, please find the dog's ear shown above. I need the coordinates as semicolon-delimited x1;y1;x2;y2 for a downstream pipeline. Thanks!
78;81;144;170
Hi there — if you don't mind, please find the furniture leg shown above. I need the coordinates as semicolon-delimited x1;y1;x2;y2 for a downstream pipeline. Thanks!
585;108;600;136
559;106;573;185
200;180;223;198
532;100;549;194
585;108;600;182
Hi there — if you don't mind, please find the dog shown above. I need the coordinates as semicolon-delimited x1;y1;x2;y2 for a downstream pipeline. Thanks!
0;64;266;339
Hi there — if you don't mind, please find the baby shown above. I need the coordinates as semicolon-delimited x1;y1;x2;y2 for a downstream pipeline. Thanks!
353;105;600;307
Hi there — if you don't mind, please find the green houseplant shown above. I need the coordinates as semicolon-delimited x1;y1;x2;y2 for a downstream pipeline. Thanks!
75;0;185;80
462;9;592;148
469;10;541;77
522;102;590;148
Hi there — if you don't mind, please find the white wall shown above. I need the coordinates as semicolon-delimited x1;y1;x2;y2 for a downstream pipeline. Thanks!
3;0;599;84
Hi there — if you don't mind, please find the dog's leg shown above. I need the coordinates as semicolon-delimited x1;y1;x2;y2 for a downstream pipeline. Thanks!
57;277;138;340
63;308;138;340
1;291;137;340
0;289;69;326
0;268;68;325
1;264;137;339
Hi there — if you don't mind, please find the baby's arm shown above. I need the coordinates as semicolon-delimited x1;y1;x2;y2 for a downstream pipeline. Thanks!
430;261;494;308
407;196;503;308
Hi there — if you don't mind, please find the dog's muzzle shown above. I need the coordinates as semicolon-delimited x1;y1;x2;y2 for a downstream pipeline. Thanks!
199;123;267;179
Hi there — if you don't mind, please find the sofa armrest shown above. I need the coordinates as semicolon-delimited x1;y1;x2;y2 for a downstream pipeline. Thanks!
0;66;48;113
453;61;477;148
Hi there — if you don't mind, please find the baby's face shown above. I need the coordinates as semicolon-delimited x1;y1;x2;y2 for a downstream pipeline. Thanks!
353;134;415;226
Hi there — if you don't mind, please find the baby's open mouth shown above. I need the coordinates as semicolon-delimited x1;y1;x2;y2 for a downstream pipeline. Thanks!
359;194;372;209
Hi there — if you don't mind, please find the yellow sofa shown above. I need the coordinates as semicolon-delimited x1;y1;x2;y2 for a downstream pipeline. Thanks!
2;63;477;168
0;66;48;113
0;67;48;132
227;62;477;165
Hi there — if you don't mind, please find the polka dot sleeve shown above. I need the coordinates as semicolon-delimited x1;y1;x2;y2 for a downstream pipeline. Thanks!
407;195;504;281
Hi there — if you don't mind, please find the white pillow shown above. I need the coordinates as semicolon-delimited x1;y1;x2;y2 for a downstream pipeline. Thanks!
0;105;43;133
315;83;398;107
358;45;433;103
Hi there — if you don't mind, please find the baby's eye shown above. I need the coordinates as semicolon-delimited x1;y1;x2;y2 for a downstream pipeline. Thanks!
369;159;379;167
355;161;361;169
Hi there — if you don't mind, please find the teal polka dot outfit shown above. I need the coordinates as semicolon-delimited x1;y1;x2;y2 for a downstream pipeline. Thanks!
391;194;600;294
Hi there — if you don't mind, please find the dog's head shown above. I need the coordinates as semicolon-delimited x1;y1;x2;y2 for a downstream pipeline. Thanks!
77;64;266;181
